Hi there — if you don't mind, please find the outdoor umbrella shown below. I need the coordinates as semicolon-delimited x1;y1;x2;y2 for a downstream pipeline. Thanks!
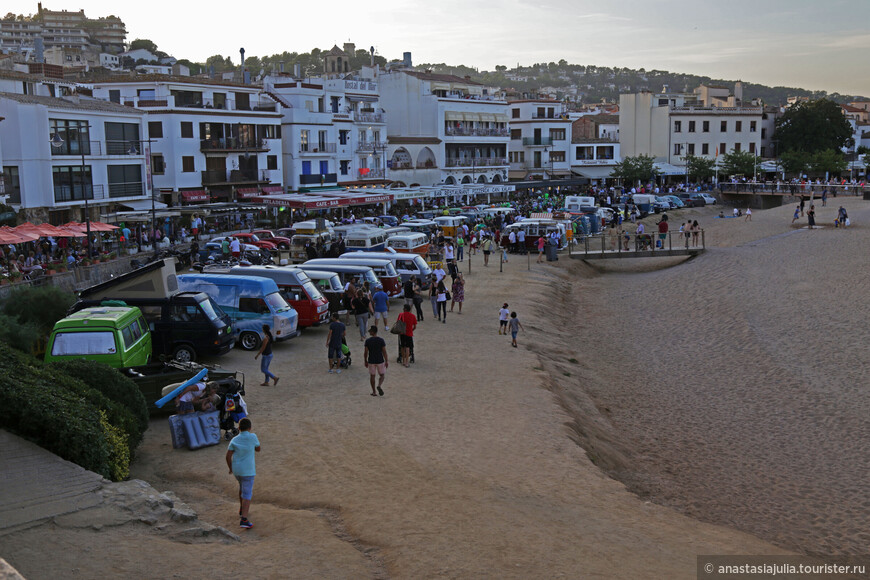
87;221;120;232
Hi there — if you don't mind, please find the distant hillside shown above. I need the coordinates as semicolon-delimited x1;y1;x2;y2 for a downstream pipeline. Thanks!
414;61;866;107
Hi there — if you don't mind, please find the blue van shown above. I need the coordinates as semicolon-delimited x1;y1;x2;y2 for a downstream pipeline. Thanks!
177;274;299;351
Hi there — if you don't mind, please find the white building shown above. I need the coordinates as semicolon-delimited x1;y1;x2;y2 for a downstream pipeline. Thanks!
506;99;571;181
379;69;510;187
100;53;119;69
0;90;149;223
90;76;285;206
620;83;765;170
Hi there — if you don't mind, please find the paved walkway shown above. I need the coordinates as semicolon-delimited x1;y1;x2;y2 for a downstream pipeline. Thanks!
0;430;105;534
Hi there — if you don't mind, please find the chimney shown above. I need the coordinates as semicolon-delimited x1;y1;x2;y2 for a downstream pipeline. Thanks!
371;46;376;67
279;62;284;73
294;63;301;78
34;37;44;63
239;47;245;83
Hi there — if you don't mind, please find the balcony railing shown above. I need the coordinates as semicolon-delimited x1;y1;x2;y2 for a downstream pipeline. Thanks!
200;138;270;152
358;169;386;179
521;137;553;147
445;157;508;168
53;183;105;203
299;173;338;185
201;170;267;185
354;112;385;123
299;143;337;154
50;140;102;156
444;127;510;137
108;181;144;198
389;162;439;171
356;141;388;154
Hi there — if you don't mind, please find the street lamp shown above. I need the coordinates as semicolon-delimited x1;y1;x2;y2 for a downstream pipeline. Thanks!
50;126;91;255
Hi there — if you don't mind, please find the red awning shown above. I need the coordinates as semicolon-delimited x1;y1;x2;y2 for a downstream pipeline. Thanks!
261;185;284;194
254;192;394;210
236;188;259;199
181;190;210;203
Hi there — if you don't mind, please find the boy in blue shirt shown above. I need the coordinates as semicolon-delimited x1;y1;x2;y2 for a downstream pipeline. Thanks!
372;284;390;331
226;418;261;529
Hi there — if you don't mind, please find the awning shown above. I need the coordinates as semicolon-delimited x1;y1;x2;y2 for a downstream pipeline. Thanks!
653;162;686;176
254;192;394;210
181;190;210;203
444;112;463;121
261;185;284;194
462;112;479;122
118;199;169;211
479;113;496;123
572;166;615;179
236;188;260;199
494;114;509;123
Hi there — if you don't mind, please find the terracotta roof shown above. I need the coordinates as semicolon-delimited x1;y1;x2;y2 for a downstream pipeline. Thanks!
0;91;142;115
402;70;482;86
841;104;865;113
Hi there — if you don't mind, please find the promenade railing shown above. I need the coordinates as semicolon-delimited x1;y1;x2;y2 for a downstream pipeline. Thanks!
568;229;706;257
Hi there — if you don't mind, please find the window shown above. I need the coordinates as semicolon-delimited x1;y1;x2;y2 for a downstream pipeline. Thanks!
147;121;163;139
761;128;767;139
267;155;278;170
300;130;310;152
674;120;682;133
749;142;756;154
180;122;193;138
688;121;696;133
170;304;204;322
510;129;521;140
340;160;350;175
239;297;269;314
536;107;545;118
701;143;709;155
182;156;195;172
720;143;726;156
595;146;614;160
575;146;593;160
1;166;21;204
152;154;165;175
53;165;93;202
109;90;120;104
702;120;710;133
720;120;727;132
687;143;695;155
107;165;143;198
51;331;116;356
49;119;90;155
104;122;140;154
257;125;277;141
549;151;566;162
550;128;566;141
750;121;757;132
734;143;742;152
339;130;349;145
674;144;682;155
735;121;742;132
213;93;227;109
512;108;520;118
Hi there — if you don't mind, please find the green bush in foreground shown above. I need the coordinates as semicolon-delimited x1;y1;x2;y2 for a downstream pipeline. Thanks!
0;342;142;481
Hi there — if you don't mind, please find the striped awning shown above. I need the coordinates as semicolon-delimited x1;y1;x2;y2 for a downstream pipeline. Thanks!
444;111;463;121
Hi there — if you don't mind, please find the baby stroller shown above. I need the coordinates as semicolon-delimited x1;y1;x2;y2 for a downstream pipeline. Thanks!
339;339;352;369
213;378;247;441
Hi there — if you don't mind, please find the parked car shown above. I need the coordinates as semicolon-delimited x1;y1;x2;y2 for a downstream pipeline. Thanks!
231;233;277;251
377;215;400;227
687;194;707;207
252;230;292;249
677;194;702;207
652;197;671;213
697;193;717;205
663;195;685;208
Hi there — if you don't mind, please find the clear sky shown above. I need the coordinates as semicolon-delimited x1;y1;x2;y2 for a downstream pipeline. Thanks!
7;0;870;97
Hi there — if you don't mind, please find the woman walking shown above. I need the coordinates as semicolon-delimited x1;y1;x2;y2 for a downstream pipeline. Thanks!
352;290;373;341
436;279;448;323
254;324;279;386
428;275;439;320
450;273;465;314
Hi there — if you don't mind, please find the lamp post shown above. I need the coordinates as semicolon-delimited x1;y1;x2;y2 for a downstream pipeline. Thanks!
50;125;91;255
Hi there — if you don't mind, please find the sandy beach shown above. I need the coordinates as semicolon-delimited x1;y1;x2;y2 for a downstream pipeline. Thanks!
4;194;866;578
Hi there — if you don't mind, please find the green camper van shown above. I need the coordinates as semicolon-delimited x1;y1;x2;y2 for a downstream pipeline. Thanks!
45;306;152;368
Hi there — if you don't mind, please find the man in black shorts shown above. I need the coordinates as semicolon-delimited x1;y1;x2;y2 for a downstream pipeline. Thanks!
364;325;388;396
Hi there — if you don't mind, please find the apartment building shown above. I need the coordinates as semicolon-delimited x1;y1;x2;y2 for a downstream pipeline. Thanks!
90;76;285;206
264;65;389;193
0;4;127;56
0;88;148;224
506;99;571;181
620;83;767;168
379;69;510;187
570;112;621;182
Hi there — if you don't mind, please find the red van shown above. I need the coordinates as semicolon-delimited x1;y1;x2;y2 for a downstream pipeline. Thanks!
228;265;329;328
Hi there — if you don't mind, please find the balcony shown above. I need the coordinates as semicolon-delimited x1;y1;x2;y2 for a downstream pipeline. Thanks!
356;141;388;154
445;157;508;168
53;183;105;203
201;170;268;185
299;173;338;185
354;112;385;124
358;168;386;179
50;140;102;156
200;138;270;153
299;143;337;155
444;127;510;137
522;137;553;147
389;161;439;171
108;181;144;198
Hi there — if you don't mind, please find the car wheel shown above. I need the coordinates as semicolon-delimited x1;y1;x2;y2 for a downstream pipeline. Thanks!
279;243;289;250
172;344;197;362
240;331;261;351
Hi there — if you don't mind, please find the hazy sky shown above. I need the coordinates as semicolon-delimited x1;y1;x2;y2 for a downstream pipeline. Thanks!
8;0;870;96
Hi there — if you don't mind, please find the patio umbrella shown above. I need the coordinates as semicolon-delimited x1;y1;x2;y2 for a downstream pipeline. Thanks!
0;230;33;245
0;226;39;242
13;222;73;237
87;221;120;232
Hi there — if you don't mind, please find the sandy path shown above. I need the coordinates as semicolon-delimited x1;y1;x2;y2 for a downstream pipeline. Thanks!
3;200;811;579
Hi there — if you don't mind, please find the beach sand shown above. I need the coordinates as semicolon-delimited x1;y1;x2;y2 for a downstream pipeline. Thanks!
5;195;864;578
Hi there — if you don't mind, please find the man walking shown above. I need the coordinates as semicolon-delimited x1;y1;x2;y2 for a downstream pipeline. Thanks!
372;284;390;330
396;304;417;367
226;418;260;529
364;326;388;396
326;312;346;373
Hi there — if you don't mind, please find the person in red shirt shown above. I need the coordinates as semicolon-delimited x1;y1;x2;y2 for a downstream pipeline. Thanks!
657;214;669;249
396;304;418;367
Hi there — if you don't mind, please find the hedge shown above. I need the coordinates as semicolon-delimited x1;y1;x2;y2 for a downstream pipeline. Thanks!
0;342;143;481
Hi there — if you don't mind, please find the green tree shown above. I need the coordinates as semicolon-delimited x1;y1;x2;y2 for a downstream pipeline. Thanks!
807;149;847;176
129;38;158;54
685;155;716;181
773;99;854;154
778;150;809;176
611;154;658;185
720;149;758;177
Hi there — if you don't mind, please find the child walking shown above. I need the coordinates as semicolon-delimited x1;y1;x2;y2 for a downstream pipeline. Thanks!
509;312;525;348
